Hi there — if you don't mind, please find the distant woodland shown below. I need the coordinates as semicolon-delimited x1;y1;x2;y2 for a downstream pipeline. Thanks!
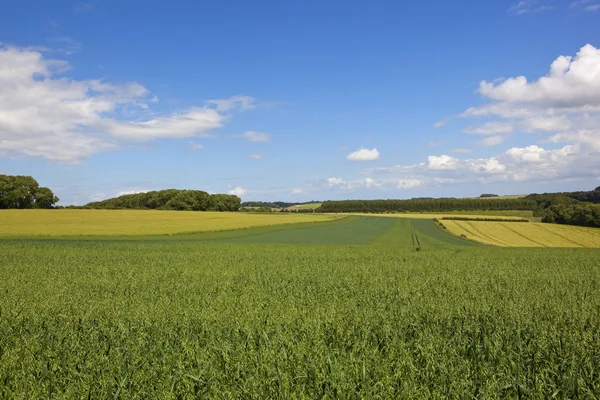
84;190;241;211
316;198;537;213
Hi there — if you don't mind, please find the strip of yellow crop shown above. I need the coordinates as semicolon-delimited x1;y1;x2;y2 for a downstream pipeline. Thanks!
351;212;533;220
0;210;341;236
444;220;600;248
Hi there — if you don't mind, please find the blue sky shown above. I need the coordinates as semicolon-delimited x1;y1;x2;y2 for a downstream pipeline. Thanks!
1;0;600;204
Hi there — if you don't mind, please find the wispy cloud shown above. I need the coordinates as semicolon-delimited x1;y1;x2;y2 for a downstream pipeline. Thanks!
48;37;82;55
509;0;553;15
248;153;264;160
188;141;204;151
571;0;600;11
235;131;270;142
74;1;96;13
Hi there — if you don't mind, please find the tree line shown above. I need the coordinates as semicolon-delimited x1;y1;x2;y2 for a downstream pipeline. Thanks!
526;187;600;228
0;175;59;209
541;203;600;228
85;189;240;211
315;198;537;213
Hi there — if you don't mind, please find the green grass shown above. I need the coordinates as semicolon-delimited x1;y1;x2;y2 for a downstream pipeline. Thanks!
1;240;599;398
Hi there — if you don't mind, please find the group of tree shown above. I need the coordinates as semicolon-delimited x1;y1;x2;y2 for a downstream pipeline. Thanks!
525;186;600;228
542;203;600;228
0;175;59;209
315;197;537;213
85;189;240;211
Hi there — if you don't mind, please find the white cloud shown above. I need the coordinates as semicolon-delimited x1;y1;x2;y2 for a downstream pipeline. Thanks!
464;121;514;135
325;176;421;191
327;177;346;187
0;44;252;162
117;189;149;196
394;179;422;189
571;0;600;11
480;135;505;146
509;0;553;15
228;187;247;197
430;44;600;185
478;44;600;108
206;95;256;112
236;131;270;142
248;153;264;159
427;155;458;170
189;141;204;151
346;147;380;161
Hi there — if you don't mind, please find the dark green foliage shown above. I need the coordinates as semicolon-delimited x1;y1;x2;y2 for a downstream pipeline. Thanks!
527;187;600;206
0;174;59;209
85;189;240;211
1;241;599;398
542;203;600;228
316;198;536;213
479;194;499;197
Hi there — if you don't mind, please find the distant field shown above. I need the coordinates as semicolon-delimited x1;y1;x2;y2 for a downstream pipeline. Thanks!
0;209;340;236
204;216;477;247
287;202;322;210
352;211;536;220
444;220;600;247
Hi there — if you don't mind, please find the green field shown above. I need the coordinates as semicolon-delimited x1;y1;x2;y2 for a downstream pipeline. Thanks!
287;202;323;210
2;211;600;398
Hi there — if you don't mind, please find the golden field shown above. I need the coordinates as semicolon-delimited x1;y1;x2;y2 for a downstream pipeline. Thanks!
444;220;600;247
0;209;341;236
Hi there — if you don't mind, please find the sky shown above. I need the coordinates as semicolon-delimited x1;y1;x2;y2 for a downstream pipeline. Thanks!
1;0;600;204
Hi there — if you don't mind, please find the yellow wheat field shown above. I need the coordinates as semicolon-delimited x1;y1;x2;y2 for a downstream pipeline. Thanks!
444;220;600;247
0;209;341;236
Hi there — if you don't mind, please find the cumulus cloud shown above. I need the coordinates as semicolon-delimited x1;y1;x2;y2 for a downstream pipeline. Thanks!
346;147;380;161
0;44;252;162
228;187;247;197
236;131;270;142
478;44;600;107
430;44;600;185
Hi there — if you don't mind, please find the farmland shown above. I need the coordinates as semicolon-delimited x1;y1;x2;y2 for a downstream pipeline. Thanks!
1;239;599;398
444;219;600;247
0;209;339;236
1;210;600;397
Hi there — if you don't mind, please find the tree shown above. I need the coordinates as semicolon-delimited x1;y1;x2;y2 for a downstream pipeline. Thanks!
0;175;59;209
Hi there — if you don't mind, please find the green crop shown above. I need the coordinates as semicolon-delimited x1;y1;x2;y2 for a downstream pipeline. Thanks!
1;239;599;398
